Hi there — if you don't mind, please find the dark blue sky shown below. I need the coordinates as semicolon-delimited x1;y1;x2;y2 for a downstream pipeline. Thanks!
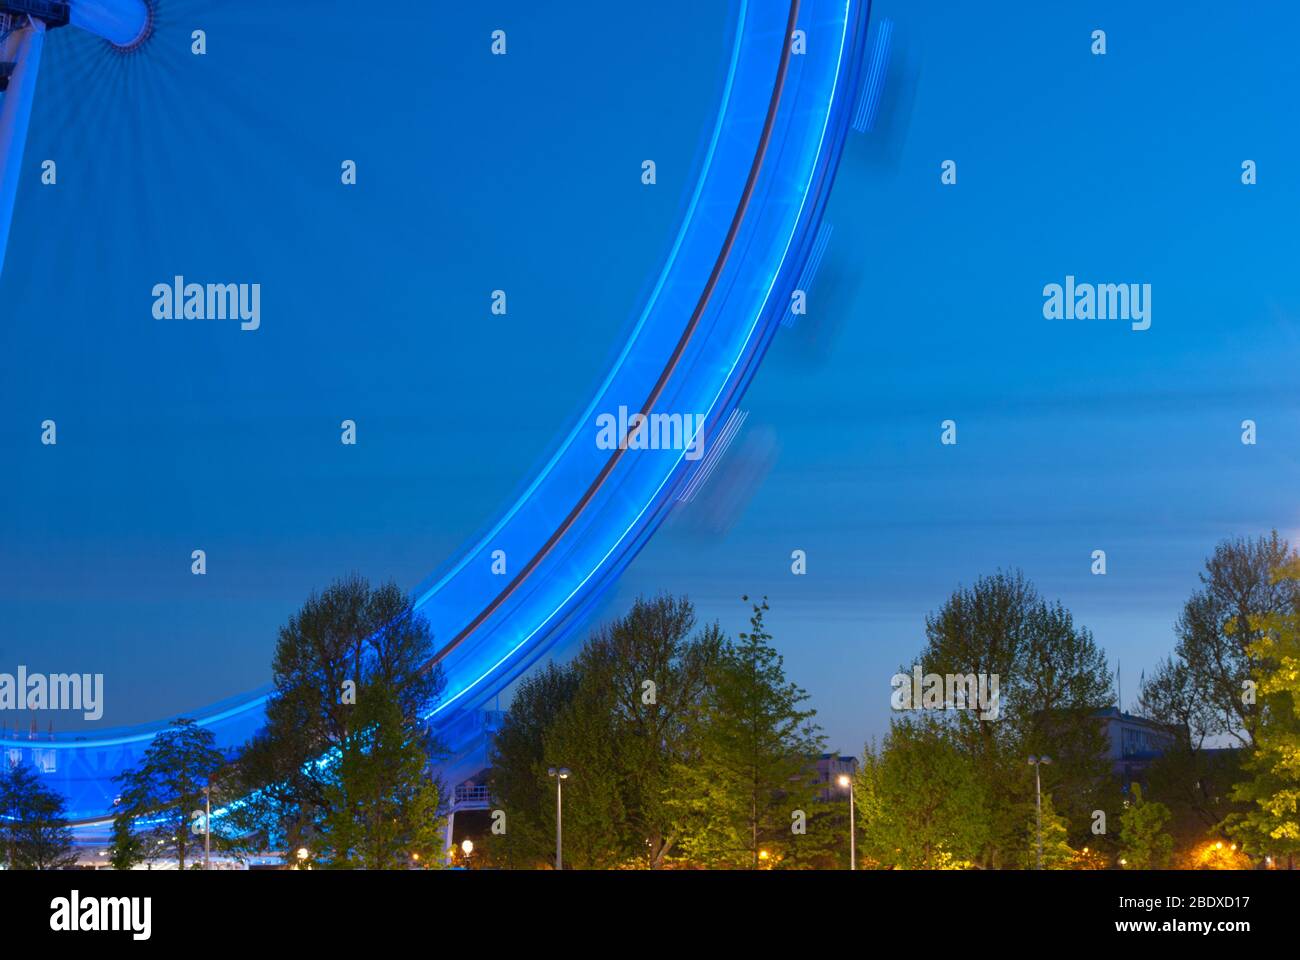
2;0;1297;754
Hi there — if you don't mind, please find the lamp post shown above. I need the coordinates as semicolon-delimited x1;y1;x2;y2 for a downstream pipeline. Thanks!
1027;755;1052;870
837;773;855;870
547;766;571;870
203;778;212;870
461;838;474;869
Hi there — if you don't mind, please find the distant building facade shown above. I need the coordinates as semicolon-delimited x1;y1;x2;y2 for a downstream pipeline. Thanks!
814;752;858;801
1094;707;1178;793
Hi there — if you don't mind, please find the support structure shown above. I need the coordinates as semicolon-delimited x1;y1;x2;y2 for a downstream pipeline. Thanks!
0;0;149;273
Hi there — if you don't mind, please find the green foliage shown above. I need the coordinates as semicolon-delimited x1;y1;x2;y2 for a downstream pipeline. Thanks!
1226;557;1300;859
854;716;989;869
1118;783;1174;869
490;596;722;868
542;683;632;869
671;597;826;869
111;718;227;870
109;814;142;872
916;571;1114;866
487;661;581;868
782;800;848;869
1024;792;1073;870
1170;531;1298;747
491;596;826;870
0;763;77;870
1143;732;1245;853
1138;534;1300;861
231;575;444;866
318;683;443;868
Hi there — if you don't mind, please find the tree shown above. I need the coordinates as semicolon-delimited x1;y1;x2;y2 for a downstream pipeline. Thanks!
489;596;723;869
108;814;143;872
1138;656;1215;753
1137;654;1242;841
854;717;989;869
539;681;631;869
111;718;227;870
916;571;1114;867
1170;532;1298;747
671;597;825;868
488;661;581;868
0;764;77;870
1118;783;1174;869
1225;557;1300;865
318;683;443;868
1024;793;1073;870
550;596;723;868
1143;739;1245;857
233;575;445;865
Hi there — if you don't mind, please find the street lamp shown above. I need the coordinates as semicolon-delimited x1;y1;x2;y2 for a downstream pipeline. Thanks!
461;838;474;869
296;846;309;870
838;773;855;870
547;766;571;870
203;778;212;871
1028;755;1052;870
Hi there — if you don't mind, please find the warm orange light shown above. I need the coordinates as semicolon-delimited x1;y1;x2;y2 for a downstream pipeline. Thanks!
759;849;769;860
1190;840;1251;870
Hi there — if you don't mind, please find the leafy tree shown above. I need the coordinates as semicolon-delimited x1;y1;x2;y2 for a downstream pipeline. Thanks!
550;596;723;868
1138;655;1244;842
1138;534;1300;854
1024;792;1073;870
1169;532;1298;747
671;597;825;869
1118;783;1174;869
111;718;227;870
232;575;444;865
108;814;143;871
916;571;1114;867
539;682;631;869
488;661;581;868
489;596;723;868
854;717;989;869
0;763;77;870
318;683;443;868
781;800;847;870
1225;557;1300;864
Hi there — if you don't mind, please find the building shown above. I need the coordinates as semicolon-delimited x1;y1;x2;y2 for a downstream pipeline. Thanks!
1094;707;1178;793
814;752;858;801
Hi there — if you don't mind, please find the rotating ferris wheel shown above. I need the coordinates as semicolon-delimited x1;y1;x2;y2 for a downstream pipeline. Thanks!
0;0;875;838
